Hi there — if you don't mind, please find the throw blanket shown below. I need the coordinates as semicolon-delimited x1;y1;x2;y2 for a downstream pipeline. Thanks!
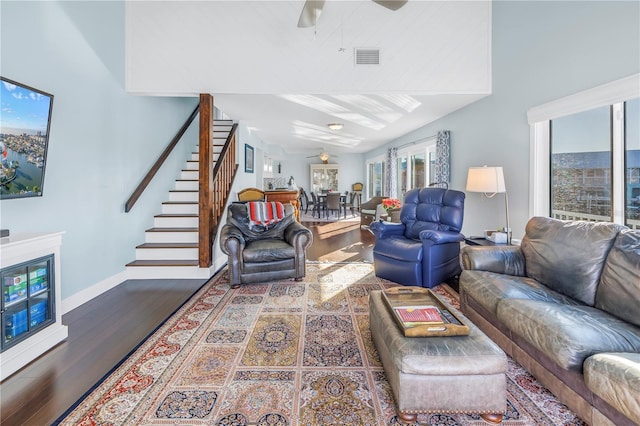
247;201;286;228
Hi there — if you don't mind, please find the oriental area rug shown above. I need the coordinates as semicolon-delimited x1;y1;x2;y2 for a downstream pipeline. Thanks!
57;263;585;426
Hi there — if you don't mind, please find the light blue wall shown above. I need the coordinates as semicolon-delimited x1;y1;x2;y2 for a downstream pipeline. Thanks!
1;1;637;302
0;1;199;299
234;121;266;193
368;1;640;239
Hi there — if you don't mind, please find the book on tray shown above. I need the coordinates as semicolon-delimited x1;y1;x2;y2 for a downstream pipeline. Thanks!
393;305;443;327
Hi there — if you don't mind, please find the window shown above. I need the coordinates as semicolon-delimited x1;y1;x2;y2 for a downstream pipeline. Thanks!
366;158;385;199
626;98;640;224
395;139;435;201
528;73;640;229
368;140;436;201
550;106;612;221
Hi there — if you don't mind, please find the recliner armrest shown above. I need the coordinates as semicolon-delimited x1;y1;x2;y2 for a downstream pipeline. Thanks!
370;221;405;239
419;229;464;244
460;245;526;276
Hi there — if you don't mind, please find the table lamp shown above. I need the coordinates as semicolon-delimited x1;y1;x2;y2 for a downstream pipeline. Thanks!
466;166;511;243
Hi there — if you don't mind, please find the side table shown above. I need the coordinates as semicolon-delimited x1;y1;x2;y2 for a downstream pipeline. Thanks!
464;237;512;247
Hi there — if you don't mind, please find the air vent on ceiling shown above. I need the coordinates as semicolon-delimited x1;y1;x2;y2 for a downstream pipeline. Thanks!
354;48;380;65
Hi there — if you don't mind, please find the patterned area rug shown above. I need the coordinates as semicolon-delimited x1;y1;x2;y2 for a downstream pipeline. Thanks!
57;263;586;426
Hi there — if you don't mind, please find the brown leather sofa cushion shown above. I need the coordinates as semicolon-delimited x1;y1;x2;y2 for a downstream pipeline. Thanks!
461;270;580;317
520;217;624;306
596;229;640;327
497;299;640;371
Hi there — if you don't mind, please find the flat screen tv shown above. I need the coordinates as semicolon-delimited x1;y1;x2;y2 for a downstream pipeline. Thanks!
0;77;54;200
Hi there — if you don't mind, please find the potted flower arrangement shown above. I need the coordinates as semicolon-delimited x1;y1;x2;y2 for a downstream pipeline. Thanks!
382;198;402;222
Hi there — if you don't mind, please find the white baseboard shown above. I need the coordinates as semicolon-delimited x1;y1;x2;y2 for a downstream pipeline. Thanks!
61;259;227;315
61;270;128;314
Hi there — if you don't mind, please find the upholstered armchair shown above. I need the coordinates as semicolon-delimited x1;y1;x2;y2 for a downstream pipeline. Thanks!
220;202;313;288
360;196;386;227
369;187;465;288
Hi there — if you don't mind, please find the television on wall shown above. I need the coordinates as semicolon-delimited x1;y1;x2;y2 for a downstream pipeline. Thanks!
0;77;54;200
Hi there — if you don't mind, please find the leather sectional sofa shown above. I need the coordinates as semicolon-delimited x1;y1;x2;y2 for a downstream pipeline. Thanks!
459;216;640;426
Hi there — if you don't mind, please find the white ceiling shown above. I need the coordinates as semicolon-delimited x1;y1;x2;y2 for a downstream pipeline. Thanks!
125;1;492;155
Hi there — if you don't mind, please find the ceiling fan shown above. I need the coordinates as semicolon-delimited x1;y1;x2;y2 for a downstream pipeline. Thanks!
297;0;408;28
306;150;336;164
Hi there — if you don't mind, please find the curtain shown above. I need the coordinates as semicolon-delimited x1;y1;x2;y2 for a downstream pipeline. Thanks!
385;147;397;198
433;130;450;186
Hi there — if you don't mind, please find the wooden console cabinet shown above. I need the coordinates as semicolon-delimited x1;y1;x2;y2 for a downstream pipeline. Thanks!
265;190;301;222
0;232;67;381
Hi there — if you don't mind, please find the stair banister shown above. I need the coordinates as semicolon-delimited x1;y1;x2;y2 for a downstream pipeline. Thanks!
198;94;238;268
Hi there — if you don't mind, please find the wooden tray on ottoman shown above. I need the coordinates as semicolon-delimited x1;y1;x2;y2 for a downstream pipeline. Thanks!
382;286;469;337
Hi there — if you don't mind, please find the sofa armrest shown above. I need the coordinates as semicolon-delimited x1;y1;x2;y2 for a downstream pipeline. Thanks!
584;352;640;426
220;224;246;256
284;221;313;250
420;229;464;244
460;245;526;276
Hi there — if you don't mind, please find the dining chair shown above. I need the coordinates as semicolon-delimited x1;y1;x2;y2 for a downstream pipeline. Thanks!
310;192;324;218
352;182;364;211
325;192;342;219
342;191;357;217
300;188;313;214
340;192;348;218
238;187;266;202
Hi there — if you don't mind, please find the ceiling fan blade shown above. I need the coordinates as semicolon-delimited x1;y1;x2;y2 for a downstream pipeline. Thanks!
297;0;325;28
372;0;408;11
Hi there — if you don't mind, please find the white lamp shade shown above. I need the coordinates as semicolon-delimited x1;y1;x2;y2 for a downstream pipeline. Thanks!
466;166;506;193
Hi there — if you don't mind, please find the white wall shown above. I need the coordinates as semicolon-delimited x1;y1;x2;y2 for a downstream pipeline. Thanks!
0;1;199;299
367;0;640;239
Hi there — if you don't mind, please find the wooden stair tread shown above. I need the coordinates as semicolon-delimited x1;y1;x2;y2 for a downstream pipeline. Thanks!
136;243;198;249
146;227;197;232
126;259;200;267
162;201;197;205
154;213;198;218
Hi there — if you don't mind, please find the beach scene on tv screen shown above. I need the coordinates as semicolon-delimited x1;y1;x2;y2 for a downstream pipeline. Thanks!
0;79;52;198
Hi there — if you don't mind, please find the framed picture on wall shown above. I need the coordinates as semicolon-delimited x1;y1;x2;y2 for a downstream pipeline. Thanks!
245;144;254;173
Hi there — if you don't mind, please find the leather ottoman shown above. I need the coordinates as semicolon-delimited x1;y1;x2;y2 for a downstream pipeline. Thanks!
369;290;507;423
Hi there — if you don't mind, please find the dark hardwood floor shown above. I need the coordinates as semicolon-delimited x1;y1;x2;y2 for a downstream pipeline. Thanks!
0;220;373;425
304;219;374;263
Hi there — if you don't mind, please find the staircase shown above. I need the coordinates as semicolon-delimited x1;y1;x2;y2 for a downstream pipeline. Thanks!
125;119;234;279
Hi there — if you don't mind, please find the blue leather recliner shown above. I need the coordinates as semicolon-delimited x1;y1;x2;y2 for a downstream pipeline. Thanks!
370;187;465;288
